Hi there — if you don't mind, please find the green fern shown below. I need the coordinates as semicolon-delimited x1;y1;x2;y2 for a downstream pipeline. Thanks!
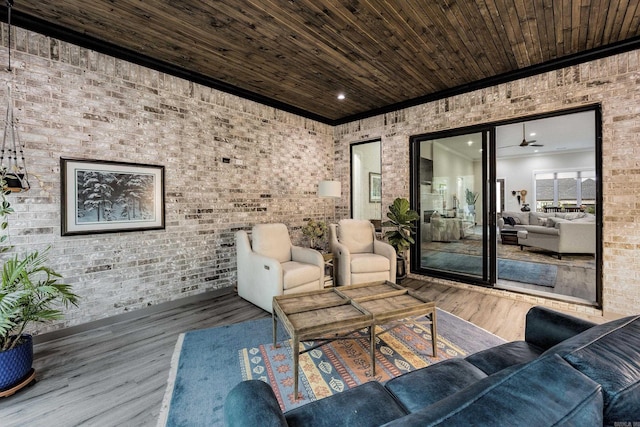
0;174;79;352
0;250;79;351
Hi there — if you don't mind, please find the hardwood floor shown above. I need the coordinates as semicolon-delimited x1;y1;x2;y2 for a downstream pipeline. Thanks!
0;279;598;426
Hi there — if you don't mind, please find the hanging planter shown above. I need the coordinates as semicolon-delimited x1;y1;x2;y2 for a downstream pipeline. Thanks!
1;1;30;194
1;87;31;193
2;171;29;193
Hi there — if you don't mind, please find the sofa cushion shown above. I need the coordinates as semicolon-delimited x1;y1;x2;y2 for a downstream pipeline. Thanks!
381;355;603;427
501;211;529;225
350;253;390;273
545;315;640;425
529;212;556;225
338;219;374;253
571;214;596;223
285;380;408;427
546;217;570;228
556;212;587;220
465;341;544;375
521;224;560;235
252;223;292;263
385;358;487;413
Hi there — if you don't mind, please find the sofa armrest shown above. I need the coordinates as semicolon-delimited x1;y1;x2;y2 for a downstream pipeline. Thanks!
556;221;596;253
524;306;596;351
224;380;288;427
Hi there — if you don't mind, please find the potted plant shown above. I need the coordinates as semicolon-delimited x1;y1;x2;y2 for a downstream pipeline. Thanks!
383;198;419;282
301;219;328;250
465;188;478;216
0;176;79;394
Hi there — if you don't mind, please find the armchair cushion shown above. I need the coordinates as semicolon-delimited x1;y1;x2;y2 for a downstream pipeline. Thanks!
282;260;322;290
252;223;292;263
337;219;374;253
351;253;391;273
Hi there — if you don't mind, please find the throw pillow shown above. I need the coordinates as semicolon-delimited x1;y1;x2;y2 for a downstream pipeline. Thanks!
504;216;516;226
563;212;586;220
547;217;570;228
538;218;548;226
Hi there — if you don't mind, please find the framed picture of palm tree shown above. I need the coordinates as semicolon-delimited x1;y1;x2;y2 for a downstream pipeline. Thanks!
61;158;165;235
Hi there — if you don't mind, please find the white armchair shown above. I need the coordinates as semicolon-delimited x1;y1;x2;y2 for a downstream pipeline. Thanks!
235;223;324;313
329;219;396;286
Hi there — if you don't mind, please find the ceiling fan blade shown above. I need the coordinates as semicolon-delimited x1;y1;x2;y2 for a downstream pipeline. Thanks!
529;143;544;147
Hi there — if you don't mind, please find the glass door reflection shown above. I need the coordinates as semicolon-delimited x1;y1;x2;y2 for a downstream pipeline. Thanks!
417;132;487;281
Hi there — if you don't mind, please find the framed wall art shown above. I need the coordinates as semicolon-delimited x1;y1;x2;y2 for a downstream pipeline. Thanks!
61;158;165;236
369;172;381;203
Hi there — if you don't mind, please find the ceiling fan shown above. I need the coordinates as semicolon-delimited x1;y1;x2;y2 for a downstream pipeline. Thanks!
501;123;544;148
518;123;543;147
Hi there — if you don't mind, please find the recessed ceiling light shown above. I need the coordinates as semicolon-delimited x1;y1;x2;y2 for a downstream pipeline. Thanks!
337;93;346;100
467;140;473;146
530;132;536;137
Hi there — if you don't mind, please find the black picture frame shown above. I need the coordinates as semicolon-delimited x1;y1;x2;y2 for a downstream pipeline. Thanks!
369;172;381;203
61;158;165;236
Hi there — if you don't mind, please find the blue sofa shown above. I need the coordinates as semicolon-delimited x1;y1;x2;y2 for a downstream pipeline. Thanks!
224;307;640;426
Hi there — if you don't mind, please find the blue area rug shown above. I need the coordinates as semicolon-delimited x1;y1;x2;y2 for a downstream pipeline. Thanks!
158;310;505;426
421;251;557;287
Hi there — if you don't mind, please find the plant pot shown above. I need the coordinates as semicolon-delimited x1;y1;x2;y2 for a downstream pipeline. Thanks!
396;254;407;283
0;335;33;391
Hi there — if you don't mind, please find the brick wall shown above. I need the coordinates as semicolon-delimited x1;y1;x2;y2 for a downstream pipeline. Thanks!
0;26;333;333
3;25;638;334
334;51;640;317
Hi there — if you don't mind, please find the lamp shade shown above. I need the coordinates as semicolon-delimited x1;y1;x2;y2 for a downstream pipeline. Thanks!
318;180;341;198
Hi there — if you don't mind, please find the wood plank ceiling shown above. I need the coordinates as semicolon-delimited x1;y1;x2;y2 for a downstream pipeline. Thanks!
7;0;640;124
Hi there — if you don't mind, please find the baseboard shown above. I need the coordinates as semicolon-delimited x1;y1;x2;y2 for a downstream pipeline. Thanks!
33;286;235;345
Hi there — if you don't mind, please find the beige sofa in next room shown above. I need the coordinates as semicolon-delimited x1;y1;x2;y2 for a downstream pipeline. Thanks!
498;211;596;259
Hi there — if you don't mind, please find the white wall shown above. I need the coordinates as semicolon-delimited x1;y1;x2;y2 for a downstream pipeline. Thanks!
352;141;381;220
432;142;475;214
497;150;595;212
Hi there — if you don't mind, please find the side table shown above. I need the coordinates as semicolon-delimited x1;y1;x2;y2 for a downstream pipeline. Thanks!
322;252;335;287
500;229;518;245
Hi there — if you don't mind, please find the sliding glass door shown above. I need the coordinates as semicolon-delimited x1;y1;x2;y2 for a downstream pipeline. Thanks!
410;128;494;285
410;106;601;307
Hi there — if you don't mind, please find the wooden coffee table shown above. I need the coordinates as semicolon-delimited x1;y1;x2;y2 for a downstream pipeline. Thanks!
272;281;437;398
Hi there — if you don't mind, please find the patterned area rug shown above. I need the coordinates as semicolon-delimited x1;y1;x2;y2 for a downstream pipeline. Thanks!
159;310;505;426
240;316;482;411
